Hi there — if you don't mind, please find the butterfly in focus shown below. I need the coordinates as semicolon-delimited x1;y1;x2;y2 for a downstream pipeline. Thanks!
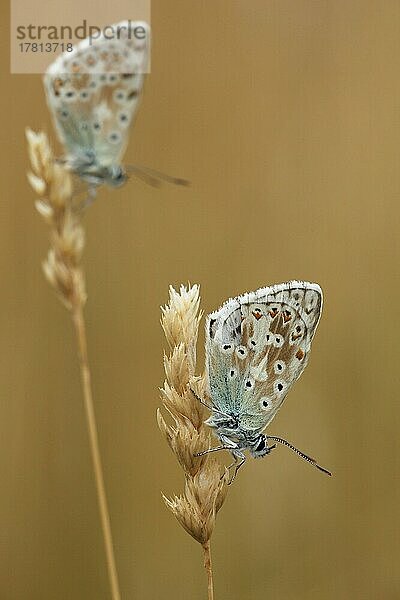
43;21;187;199
194;281;331;483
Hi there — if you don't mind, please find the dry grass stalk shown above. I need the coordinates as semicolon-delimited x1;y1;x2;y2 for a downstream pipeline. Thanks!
26;129;121;600
158;284;228;600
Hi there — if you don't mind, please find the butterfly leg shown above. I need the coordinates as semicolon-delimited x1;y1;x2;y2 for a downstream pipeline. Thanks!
195;444;237;457
226;451;246;485
189;387;214;411
77;185;98;211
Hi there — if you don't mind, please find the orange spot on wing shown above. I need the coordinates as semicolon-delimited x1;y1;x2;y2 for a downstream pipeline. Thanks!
283;310;292;322
269;308;279;318
252;310;262;320
296;349;305;360
52;78;64;95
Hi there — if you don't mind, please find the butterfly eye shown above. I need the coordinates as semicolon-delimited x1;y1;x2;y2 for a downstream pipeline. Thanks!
274;360;286;374
113;169;125;182
255;436;266;452
235;346;248;359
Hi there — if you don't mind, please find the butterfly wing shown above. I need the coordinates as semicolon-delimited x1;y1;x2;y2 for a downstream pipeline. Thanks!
205;281;323;432
43;21;149;169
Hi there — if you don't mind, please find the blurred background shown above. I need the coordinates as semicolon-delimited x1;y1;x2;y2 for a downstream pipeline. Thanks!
1;1;399;598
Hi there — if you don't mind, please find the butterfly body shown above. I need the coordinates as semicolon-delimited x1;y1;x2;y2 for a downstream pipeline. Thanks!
66;151;127;188
202;281;325;480
43;21;149;190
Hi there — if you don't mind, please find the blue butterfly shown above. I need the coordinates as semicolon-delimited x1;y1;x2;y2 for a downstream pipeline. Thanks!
43;21;150;191
195;281;331;483
43;22;187;199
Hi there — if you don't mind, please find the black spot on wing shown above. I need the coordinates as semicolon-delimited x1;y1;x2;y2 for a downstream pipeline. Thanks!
209;318;217;338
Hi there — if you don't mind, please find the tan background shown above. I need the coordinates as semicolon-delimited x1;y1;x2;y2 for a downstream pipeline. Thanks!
1;1;399;598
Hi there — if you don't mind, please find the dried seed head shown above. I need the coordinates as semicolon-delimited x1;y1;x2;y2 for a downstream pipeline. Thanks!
161;284;202;373
159;284;228;544
162;493;208;545
163;343;191;395
28;172;46;196
157;409;211;476
160;382;204;431
26;129;86;310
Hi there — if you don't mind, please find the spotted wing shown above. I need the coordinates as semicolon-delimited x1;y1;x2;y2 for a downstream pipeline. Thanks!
205;281;322;432
43;21;149;168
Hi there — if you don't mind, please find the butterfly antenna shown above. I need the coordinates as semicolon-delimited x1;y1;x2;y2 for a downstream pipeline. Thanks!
266;435;332;476
126;164;190;187
127;166;161;188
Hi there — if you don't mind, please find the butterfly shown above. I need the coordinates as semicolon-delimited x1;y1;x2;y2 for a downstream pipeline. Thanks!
193;281;331;483
43;21;186;198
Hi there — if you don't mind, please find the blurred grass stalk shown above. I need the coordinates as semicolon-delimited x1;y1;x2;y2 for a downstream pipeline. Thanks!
26;129;121;600
157;284;228;600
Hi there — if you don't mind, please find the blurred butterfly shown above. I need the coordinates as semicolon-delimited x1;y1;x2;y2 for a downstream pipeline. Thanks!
193;281;331;483
43;21;187;200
